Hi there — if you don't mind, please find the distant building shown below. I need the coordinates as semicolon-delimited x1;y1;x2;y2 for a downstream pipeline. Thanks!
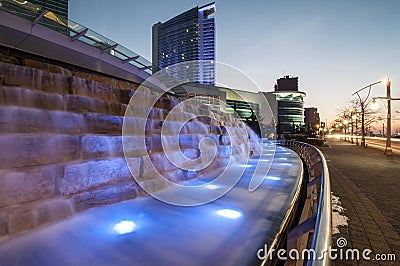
271;75;306;134
275;75;299;92
171;83;226;111
171;83;276;137
304;107;320;132
31;0;68;18
152;2;216;85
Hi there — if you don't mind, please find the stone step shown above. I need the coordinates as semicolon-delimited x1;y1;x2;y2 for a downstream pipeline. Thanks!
0;197;75;238
0;164;60;208
0;106;83;134
0;62;69;95
0;86;124;116
0;62;137;104
71;181;142;212
59;157;140;196
0;134;80;169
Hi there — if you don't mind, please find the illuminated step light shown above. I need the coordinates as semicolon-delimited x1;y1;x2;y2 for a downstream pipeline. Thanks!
265;176;281;181
238;164;253;168
205;184;219;190
279;163;292;166
113;220;136;235
216;209;242;219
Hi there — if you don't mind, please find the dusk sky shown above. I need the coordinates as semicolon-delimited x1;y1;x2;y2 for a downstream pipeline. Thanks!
70;0;400;125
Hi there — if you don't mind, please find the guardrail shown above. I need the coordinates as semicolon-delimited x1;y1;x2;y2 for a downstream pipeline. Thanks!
0;0;152;74
279;140;332;266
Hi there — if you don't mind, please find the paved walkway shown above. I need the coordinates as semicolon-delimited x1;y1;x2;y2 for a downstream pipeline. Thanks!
320;138;400;265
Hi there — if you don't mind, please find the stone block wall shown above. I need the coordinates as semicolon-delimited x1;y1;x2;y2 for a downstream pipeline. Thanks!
0;56;260;238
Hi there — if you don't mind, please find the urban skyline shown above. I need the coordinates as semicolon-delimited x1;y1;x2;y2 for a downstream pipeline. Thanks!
0;1;399;263
69;0;400;125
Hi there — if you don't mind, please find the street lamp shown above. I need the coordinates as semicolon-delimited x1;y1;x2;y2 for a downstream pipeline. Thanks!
386;79;392;155
352;80;383;148
371;79;400;155
351;114;358;145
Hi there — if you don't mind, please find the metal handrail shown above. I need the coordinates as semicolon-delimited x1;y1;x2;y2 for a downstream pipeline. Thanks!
279;140;332;265
308;146;331;266
0;0;153;74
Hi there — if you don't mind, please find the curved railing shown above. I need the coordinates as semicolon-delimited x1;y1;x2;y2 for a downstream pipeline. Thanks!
279;140;332;266
0;0;152;75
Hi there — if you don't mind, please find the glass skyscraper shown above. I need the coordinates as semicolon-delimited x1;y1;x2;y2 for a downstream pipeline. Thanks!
152;2;216;85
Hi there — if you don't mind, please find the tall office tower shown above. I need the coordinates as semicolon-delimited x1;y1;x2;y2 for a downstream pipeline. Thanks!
31;0;68;18
152;2;216;85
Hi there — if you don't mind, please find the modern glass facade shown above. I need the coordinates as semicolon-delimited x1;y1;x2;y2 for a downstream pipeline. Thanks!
31;0;68;18
274;91;306;133
226;99;259;121
29;0;68;34
152;3;216;85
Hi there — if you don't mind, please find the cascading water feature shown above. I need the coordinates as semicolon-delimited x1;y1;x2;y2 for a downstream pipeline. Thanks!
0;55;261;237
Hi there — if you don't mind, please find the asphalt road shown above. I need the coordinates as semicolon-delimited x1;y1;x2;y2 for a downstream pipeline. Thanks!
334;135;400;155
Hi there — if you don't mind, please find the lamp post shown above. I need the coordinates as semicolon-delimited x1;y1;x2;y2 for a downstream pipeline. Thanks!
352;81;383;148
386;79;392;155
352;114;358;145
348;109;355;144
371;80;400;154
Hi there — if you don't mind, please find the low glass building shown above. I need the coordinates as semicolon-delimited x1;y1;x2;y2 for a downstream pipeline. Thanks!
274;91;306;134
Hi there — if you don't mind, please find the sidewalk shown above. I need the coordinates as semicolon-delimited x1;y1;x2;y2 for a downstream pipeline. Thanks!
319;139;400;265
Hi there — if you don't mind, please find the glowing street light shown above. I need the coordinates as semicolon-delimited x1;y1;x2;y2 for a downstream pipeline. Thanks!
371;99;380;111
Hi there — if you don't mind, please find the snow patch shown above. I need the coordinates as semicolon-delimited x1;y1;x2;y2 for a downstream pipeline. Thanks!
331;193;349;234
